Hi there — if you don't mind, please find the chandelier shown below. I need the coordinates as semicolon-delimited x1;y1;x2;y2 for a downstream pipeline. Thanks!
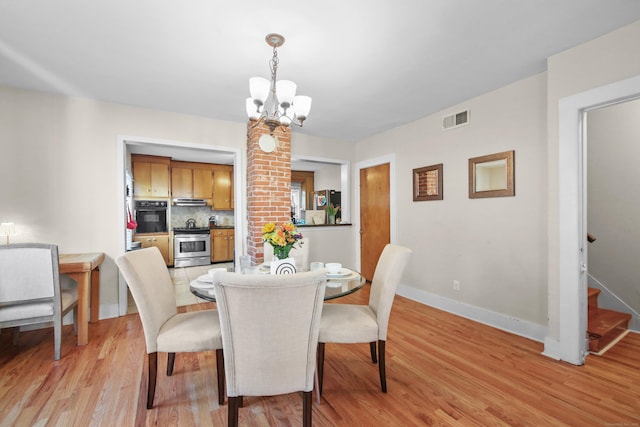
246;33;312;135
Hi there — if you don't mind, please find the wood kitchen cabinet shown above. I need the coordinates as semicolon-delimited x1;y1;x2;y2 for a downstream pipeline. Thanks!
170;166;193;198
132;155;170;198
171;161;214;203
211;228;234;262
212;166;233;210
133;233;170;265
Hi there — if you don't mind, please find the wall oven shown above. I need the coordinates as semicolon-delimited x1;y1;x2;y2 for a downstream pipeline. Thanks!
135;200;168;233
174;228;211;268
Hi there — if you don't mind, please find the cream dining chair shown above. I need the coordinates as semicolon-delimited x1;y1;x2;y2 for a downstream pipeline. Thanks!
214;270;326;427
0;243;78;361
317;244;412;395
116;247;225;408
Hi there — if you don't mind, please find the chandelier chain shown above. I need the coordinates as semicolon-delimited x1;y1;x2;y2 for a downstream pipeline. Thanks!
269;45;279;82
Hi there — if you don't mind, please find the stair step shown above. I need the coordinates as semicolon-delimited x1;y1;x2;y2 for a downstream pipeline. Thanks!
588;288;601;317
588;308;631;352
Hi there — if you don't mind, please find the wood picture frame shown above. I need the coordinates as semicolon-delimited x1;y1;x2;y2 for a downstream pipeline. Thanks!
413;163;443;201
468;150;515;198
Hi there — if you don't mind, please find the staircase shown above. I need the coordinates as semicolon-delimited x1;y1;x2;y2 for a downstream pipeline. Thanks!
588;288;631;354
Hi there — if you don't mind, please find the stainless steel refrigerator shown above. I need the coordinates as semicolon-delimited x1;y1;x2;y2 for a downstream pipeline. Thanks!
314;190;341;222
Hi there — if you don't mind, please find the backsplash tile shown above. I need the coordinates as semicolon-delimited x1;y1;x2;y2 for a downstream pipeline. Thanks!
171;206;234;228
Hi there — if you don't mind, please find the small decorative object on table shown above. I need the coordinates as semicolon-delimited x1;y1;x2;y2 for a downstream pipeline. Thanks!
326;203;340;224
263;222;303;272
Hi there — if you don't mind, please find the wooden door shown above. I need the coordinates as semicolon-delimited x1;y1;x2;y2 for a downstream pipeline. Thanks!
150;163;170;197
360;163;391;281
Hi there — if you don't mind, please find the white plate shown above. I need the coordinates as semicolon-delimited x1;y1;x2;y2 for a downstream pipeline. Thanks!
326;268;352;278
191;276;214;289
191;281;215;290
197;274;213;283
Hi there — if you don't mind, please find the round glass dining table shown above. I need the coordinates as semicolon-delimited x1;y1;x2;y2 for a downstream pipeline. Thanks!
189;267;366;302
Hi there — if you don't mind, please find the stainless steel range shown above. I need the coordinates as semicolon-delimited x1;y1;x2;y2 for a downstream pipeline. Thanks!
173;227;211;268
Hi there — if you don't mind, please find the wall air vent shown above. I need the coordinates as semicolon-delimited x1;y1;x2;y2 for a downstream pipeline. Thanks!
442;109;469;130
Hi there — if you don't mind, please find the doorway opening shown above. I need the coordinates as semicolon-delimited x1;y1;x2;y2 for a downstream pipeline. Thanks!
116;136;243;316
551;74;640;365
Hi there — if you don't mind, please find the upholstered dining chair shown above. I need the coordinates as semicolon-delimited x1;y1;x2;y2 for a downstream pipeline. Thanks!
213;270;326;427
115;247;225;408
317;244;412;395
0;243;78;361
264;237;309;271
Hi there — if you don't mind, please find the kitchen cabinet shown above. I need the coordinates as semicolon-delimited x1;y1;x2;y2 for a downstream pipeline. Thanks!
193;168;214;199
171;161;214;203
170;166;193;198
211;228;234;262
132;155;170;198
212;166;233;210
133;233;170;265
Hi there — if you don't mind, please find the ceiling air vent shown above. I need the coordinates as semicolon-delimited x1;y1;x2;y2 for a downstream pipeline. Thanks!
442;109;469;130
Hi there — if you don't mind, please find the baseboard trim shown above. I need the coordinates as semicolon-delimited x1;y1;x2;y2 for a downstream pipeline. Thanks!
396;284;547;343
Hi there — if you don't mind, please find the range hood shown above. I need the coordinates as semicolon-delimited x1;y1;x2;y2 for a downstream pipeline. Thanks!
173;198;207;207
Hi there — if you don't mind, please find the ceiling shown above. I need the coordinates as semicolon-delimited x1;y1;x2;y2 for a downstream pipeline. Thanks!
2;1;640;142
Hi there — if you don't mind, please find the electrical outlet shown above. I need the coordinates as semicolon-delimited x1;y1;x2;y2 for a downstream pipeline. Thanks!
453;280;460;291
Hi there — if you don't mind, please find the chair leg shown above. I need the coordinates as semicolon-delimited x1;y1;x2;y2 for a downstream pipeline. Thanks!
11;327;20;346
378;340;387;393
228;396;239;427
369;341;377;363
167;353;176;376
317;342;325;395
314;369;320;404
54;317;62;361
302;391;312;427
147;352;158;409
216;348;225;405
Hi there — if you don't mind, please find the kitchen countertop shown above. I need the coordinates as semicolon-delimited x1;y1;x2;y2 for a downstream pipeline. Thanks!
210;225;234;229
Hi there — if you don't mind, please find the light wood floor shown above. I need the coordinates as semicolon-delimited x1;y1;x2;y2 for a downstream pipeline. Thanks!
2;285;639;426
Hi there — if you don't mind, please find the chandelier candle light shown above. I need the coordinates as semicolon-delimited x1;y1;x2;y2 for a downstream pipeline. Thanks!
246;33;312;141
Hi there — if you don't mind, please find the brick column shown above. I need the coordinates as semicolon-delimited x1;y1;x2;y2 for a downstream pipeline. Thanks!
246;121;292;264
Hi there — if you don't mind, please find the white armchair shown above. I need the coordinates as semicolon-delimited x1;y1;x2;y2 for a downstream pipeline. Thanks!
0;243;78;360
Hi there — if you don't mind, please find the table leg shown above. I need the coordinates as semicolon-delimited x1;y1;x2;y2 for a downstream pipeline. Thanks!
76;271;90;345
90;267;100;323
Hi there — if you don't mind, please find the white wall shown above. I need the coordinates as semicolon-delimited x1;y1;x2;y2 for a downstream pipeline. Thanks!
0;86;355;316
355;73;548;331
314;164;342;191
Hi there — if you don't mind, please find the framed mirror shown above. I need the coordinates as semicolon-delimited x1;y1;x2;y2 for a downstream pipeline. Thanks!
468;150;514;198
413;163;443;201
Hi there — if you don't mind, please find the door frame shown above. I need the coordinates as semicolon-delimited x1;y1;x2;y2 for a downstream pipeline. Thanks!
354;154;397;273
116;135;243;316
549;74;640;364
